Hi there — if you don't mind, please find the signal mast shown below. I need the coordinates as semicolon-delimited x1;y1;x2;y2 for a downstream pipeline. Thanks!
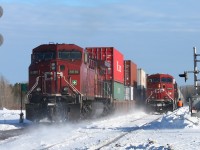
179;47;200;95
179;47;200;117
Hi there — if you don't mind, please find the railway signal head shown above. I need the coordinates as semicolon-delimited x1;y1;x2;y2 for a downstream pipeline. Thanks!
179;71;188;82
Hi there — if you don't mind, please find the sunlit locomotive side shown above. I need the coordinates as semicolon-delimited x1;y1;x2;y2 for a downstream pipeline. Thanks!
26;43;112;122
146;74;178;112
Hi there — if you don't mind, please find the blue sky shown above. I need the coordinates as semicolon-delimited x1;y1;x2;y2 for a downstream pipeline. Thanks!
0;0;200;85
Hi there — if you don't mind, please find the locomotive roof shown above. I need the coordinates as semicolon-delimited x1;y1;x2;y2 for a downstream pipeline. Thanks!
32;43;83;52
148;73;174;78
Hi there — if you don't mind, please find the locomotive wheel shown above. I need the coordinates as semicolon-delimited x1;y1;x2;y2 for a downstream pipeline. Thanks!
91;102;104;118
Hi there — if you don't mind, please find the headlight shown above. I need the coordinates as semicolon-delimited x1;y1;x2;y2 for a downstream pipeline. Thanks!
51;63;56;70
36;87;41;92
63;87;68;92
51;63;56;66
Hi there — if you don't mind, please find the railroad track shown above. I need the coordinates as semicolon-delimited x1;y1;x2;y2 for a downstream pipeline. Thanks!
34;133;84;150
171;108;199;125
0;128;25;141
36;114;162;150
92;115;162;150
0;122;58;143
38;108;198;150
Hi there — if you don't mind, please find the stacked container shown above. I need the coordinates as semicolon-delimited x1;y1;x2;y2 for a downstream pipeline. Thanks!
86;47;124;100
124;60;137;100
124;86;134;100
137;68;147;104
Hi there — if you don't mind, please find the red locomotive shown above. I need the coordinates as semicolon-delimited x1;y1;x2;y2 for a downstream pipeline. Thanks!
26;43;135;122
146;73;178;112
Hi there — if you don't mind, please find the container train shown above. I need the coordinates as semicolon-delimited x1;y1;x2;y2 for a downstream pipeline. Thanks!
146;73;179;112
25;43;136;122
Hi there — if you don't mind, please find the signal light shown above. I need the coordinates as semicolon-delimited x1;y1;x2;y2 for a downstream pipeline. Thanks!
179;71;188;82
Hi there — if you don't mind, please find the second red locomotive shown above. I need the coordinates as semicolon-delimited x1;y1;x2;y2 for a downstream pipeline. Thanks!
146;73;178;112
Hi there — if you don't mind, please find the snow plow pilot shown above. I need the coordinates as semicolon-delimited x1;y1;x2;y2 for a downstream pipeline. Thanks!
177;98;183;108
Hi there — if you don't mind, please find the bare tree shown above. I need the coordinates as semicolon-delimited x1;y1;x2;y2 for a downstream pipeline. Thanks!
0;75;14;109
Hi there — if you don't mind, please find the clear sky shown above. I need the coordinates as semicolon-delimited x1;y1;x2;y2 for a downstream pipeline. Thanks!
0;0;200;86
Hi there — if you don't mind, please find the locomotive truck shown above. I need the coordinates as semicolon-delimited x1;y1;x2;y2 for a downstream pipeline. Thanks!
26;43;135;122
146;73;179;112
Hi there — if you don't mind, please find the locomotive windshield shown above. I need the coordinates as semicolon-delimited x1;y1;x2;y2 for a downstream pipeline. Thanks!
148;77;173;83
161;77;173;83
32;51;55;63
58;50;82;60
148;78;160;83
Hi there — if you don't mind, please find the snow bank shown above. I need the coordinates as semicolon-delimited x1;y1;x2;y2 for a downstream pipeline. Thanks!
144;106;200;130
0;108;31;131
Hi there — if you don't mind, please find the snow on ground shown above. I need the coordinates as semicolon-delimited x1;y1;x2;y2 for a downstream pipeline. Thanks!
0;108;30;131
0;106;200;150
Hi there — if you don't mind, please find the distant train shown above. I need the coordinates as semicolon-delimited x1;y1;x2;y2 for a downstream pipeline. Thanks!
25;43;136;122
146;73;179;112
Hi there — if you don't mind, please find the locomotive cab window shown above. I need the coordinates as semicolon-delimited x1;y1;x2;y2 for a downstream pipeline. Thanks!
161;77;172;83
58;50;82;60
148;78;160;83
32;51;55;63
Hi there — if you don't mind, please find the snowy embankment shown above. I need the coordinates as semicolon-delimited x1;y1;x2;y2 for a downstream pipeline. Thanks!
0;107;200;150
0;108;30;131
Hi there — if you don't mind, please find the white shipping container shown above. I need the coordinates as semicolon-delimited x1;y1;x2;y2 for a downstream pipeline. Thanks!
124;86;134;100
137;68;146;89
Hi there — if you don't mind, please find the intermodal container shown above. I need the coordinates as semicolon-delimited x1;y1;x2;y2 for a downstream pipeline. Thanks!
124;60;137;87
124;86;134;100
137;68;146;103
112;81;124;100
86;47;124;84
137;68;146;89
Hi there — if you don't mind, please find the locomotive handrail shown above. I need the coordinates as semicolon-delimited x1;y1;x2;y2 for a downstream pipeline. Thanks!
165;91;174;101
63;76;83;96
26;76;41;98
146;88;174;103
145;91;154;103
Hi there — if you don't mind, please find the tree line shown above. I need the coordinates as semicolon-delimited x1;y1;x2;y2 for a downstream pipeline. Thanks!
0;75;27;110
180;85;196;102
